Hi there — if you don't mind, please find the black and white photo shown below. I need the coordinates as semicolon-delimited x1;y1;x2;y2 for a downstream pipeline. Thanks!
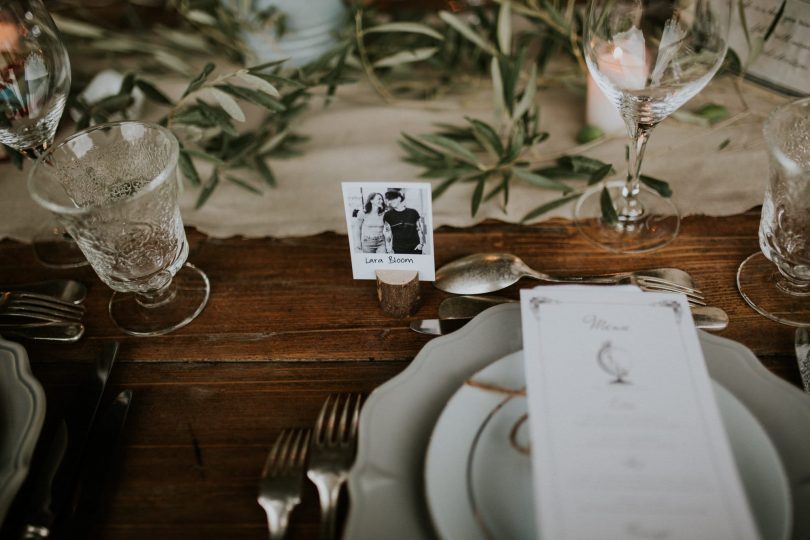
342;182;435;280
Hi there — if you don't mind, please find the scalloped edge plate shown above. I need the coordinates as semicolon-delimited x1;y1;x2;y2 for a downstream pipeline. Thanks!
345;303;810;540
0;337;46;526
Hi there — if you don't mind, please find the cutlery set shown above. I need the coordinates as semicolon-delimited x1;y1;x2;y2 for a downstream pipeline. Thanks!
258;393;363;540
413;253;727;336
2;342;133;540
0;280;88;342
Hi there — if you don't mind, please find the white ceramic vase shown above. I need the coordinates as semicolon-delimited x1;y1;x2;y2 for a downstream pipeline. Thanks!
235;0;348;66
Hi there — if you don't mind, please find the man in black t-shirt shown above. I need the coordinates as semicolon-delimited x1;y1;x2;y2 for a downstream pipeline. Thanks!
383;191;425;254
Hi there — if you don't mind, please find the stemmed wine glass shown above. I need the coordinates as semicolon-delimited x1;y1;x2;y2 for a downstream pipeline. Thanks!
28;122;210;336
576;0;732;253
0;0;85;267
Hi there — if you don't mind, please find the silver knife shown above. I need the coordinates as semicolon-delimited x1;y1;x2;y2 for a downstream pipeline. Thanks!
412;297;729;335
61;390;133;539
19;342;118;539
795;328;810;393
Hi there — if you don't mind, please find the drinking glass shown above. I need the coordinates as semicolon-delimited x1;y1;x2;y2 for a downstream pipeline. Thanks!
28;121;211;336
737;97;810;326
0;0;86;267
576;0;731;253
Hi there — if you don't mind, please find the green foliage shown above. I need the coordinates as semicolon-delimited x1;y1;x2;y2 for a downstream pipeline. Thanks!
48;0;681;215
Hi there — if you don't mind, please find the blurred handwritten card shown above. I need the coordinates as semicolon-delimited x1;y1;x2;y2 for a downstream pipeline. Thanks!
520;286;759;540
341;182;435;280
730;0;810;95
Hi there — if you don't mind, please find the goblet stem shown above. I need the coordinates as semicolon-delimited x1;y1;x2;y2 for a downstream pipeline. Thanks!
617;121;654;223
776;271;810;297
136;279;178;309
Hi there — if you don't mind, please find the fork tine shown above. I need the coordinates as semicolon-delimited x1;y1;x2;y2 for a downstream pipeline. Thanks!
4;305;84;322
338;395;350;444
13;292;85;316
262;429;286;478
639;282;707;305
349;394;362;440
636;275;700;295
314;395;332;446
294;429;311;468
1;308;79;323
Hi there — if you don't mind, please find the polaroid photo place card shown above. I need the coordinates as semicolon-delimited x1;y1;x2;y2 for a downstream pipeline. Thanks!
341;182;435;280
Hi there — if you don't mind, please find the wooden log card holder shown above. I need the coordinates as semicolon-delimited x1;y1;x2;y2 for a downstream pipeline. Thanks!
375;269;421;318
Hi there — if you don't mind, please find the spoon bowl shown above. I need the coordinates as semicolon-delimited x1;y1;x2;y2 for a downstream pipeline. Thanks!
434;253;537;295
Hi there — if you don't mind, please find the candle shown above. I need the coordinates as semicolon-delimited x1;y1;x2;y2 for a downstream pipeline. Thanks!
586;71;625;134
586;27;648;134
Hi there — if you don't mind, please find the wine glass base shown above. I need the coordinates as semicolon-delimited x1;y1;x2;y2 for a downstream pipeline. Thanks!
108;263;211;337
737;252;810;327
32;225;88;269
574;180;680;254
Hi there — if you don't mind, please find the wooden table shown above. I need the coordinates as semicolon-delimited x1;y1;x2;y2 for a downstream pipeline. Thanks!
0;212;801;540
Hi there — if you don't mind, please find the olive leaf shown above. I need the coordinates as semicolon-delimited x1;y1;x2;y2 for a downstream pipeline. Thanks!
600;187;619;225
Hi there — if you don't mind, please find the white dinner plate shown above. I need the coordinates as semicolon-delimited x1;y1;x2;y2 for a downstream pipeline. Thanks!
0;337;46;525
425;351;790;540
345;304;810;540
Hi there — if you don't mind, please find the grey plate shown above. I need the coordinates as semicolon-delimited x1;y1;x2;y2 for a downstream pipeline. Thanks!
0;337;46;525
346;304;810;540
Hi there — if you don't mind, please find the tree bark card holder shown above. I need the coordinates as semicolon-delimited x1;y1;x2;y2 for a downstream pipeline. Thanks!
341;181;435;317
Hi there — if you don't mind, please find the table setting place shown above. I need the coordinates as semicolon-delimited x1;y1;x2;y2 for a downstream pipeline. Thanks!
2;0;810;538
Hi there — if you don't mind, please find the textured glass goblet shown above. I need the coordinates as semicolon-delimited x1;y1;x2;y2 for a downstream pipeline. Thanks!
577;0;731;253
28;121;210;336
737;97;810;326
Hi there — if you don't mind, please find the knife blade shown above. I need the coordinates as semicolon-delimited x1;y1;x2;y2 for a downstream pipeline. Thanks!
19;342;118;539
794;328;810;394
412;300;729;336
61;390;133;540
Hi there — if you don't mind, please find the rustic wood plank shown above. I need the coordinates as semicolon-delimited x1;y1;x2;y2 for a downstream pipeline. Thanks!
0;214;805;540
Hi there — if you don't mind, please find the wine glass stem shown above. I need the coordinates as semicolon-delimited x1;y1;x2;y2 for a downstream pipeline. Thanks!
18;141;51;160
619;122;654;222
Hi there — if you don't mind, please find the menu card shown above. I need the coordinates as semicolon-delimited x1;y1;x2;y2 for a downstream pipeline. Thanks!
730;0;810;95
520;286;759;540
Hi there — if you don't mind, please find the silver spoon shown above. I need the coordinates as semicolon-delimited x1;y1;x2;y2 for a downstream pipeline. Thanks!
434;253;697;295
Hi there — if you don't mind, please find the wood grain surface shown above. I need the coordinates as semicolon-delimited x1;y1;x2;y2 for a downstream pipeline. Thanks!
0;213;802;539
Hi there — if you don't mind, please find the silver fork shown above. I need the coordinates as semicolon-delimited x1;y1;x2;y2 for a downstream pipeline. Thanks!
542;270;705;305
619;276;706;306
307;393;363;540
257;428;311;540
0;291;85;322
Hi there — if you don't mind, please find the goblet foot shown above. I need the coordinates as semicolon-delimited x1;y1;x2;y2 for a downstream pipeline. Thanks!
109;263;210;336
32;225;88;268
574;180;680;254
737;252;810;327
